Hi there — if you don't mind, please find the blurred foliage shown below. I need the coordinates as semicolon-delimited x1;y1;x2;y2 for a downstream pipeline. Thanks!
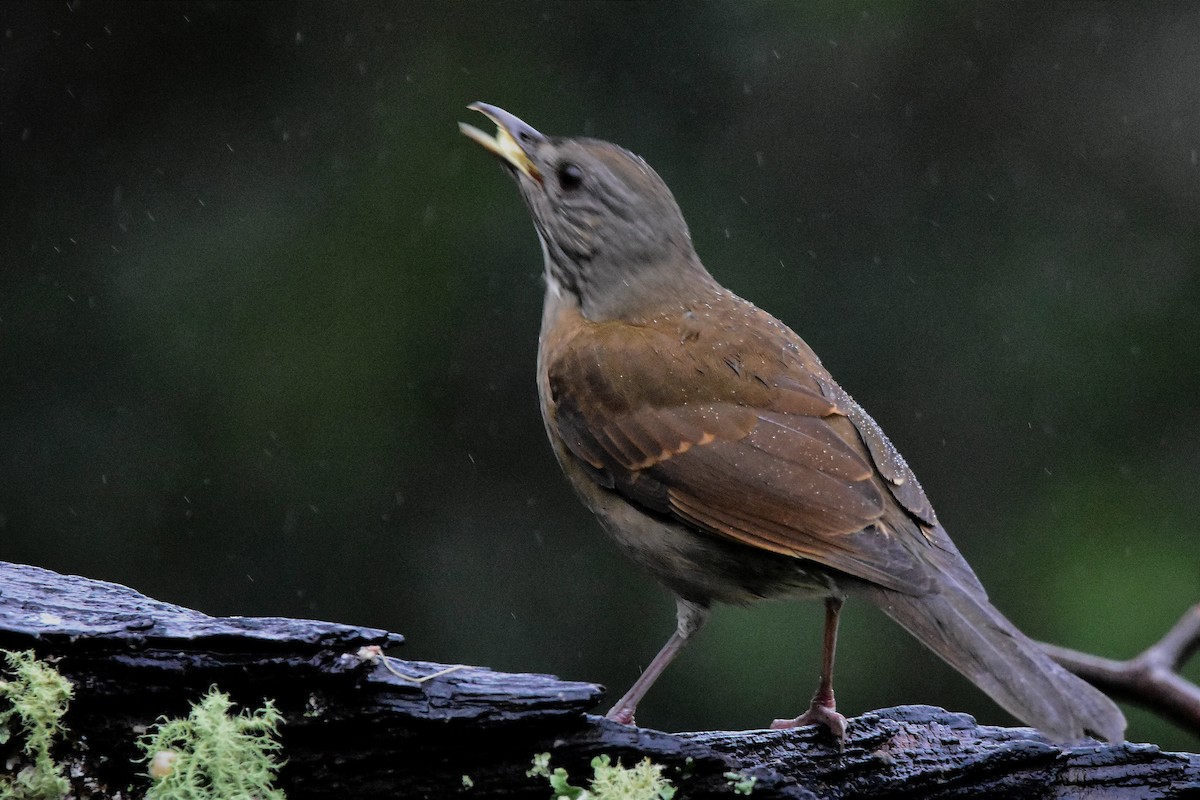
0;1;1196;750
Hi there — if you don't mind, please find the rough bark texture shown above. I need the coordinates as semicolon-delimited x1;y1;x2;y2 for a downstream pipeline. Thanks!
1;561;1197;798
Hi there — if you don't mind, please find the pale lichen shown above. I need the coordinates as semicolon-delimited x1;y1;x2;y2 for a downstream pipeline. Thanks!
528;752;676;800
0;649;73;800
137;686;285;800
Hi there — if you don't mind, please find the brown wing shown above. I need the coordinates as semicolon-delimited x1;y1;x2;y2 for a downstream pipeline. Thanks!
547;300;940;594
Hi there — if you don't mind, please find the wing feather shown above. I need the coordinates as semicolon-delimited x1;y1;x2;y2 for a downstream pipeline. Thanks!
545;301;938;595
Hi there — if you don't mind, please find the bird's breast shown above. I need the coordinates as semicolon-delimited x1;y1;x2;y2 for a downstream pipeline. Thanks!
534;286;836;606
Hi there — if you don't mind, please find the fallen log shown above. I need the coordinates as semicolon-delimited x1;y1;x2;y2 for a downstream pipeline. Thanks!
1;561;1196;798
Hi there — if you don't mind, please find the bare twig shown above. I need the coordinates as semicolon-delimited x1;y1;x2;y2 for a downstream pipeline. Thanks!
355;644;469;684
1041;603;1200;734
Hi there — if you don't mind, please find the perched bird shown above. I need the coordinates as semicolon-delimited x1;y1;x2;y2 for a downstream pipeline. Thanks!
459;103;1126;743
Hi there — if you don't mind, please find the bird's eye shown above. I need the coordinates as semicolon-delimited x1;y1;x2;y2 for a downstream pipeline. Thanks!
557;162;583;191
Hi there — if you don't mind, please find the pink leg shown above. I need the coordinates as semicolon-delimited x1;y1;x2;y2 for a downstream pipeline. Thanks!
771;597;848;743
607;599;709;725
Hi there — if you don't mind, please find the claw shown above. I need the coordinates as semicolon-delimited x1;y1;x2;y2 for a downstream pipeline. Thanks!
771;703;847;746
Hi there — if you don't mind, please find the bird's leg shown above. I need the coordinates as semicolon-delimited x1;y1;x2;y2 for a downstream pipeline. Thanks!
606;598;710;725
771;596;848;743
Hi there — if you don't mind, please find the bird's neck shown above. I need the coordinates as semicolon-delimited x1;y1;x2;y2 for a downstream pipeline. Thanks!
543;250;719;324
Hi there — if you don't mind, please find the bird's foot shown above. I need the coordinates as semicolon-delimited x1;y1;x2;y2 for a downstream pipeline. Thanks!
770;702;847;746
605;705;636;726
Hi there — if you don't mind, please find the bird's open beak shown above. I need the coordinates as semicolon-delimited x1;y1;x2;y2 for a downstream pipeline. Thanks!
459;102;545;184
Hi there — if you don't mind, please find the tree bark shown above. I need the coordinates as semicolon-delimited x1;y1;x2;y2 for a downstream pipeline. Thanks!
1;561;1197;799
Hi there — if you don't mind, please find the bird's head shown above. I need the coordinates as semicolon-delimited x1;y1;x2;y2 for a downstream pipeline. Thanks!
460;103;710;320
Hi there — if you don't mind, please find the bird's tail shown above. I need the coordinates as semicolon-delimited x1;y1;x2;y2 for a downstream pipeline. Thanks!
859;576;1126;743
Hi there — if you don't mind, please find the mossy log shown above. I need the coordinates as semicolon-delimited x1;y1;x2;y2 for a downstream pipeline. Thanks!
1;561;1197;798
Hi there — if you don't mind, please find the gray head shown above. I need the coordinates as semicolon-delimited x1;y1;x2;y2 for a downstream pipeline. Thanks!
460;103;713;321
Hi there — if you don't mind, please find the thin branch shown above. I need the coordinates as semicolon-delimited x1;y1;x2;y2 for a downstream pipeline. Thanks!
1041;603;1200;734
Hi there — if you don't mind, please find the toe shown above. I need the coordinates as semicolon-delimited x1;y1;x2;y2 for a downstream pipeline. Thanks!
606;707;636;726
769;706;847;744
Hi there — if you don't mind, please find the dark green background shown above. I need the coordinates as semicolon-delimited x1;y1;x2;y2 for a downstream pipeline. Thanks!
2;1;1197;749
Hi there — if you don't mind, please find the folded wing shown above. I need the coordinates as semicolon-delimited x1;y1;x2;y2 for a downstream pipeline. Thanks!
547;306;940;595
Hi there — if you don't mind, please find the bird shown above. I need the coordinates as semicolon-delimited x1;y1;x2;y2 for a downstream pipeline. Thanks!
458;102;1126;744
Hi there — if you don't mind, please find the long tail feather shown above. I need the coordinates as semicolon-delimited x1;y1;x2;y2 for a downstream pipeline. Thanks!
860;578;1126;742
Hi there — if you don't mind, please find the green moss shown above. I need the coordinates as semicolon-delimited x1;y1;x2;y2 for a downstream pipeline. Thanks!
724;771;757;795
138;686;285;800
527;752;675;800
0;650;73;800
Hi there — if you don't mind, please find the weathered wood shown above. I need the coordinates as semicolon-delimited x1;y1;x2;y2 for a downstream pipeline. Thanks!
1;561;1197;798
0;561;405;650
685;707;1200;799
